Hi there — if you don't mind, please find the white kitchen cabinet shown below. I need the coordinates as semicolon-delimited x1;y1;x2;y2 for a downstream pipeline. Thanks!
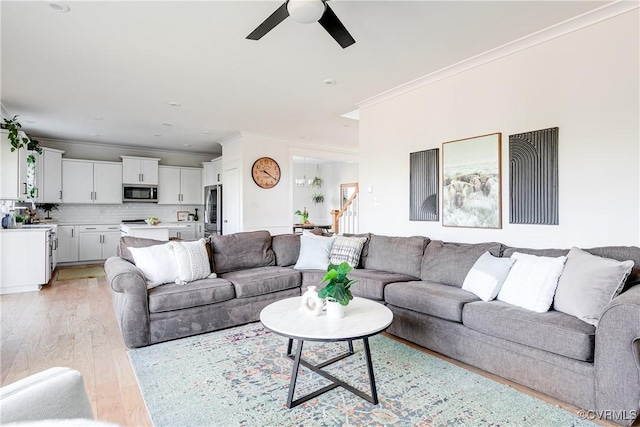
62;159;122;204
121;156;160;185
1;129;29;200
203;157;222;186
78;225;120;261
33;147;64;203
0;229;51;294
57;225;78;263
158;166;202;205
168;223;196;240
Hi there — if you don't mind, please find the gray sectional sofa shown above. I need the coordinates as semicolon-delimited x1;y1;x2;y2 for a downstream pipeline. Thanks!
104;230;640;425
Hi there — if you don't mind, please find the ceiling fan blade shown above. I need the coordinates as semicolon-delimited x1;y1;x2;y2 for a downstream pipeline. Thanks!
318;4;355;48
246;2;290;41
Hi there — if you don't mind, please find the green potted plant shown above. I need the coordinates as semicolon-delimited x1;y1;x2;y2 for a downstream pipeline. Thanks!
14;214;25;228
318;262;358;318
311;193;324;205
36;203;59;219
294;207;309;224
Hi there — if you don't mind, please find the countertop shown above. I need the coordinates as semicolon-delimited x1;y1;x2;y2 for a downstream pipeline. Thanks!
120;222;197;230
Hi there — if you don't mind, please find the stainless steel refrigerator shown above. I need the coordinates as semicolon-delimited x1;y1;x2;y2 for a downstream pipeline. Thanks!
204;185;222;236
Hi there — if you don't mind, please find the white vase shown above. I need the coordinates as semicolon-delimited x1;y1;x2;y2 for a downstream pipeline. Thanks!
300;286;323;316
326;299;346;319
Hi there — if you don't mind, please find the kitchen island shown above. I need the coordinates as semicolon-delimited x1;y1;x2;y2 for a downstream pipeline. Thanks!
120;222;198;241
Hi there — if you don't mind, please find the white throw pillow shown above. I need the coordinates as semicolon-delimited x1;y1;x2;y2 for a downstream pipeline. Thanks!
168;238;217;285
497;252;567;313
128;244;179;289
462;252;516;302
553;247;633;326
293;231;336;270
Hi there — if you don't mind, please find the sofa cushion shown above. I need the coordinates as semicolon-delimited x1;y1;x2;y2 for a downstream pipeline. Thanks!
348;269;420;301
148;278;235;313
385;281;480;322
293;232;336;270
553;247;634;326
118;236;166;264
497;252;567;313
272;234;300;267
128;244;178;289
221;266;301;298
363;235;428;278
330;235;368;268
462;252;516;301
343;233;371;268
300;269;327;290
421;240;503;287
462;301;596;362
209;231;275;274
503;246;640;291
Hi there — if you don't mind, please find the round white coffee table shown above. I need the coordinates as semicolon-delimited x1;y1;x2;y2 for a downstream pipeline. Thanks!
260;296;393;408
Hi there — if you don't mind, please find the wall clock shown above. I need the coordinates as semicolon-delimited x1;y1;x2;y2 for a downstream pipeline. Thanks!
251;157;281;189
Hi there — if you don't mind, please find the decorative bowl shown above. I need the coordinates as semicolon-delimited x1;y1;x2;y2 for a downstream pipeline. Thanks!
145;218;161;226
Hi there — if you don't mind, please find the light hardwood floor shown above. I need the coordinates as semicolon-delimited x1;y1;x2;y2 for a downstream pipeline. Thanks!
0;265;629;427
1;265;152;426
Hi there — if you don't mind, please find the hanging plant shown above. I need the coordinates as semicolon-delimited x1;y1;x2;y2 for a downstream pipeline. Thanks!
311;177;323;188
1;115;42;154
312;193;324;205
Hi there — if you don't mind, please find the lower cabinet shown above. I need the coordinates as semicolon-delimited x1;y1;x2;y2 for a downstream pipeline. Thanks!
169;223;196;240
0;229;51;294
78;225;120;261
57;225;78;263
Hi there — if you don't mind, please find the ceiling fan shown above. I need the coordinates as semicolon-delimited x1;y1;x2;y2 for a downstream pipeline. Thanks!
246;0;355;49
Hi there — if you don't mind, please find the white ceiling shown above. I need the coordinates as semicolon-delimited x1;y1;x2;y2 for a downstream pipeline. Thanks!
1;0;610;155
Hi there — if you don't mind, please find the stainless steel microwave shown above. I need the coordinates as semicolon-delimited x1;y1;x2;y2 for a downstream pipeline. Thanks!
123;185;158;203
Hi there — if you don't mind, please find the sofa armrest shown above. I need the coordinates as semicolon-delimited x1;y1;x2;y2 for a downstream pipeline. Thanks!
0;367;93;423
594;284;640;425
104;256;151;348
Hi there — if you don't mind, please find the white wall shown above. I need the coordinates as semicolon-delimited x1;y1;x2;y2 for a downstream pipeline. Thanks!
291;162;357;225
222;132;358;235
359;10;640;248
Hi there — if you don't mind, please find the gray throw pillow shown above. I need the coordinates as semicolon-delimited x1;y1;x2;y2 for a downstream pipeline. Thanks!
553;247;634;326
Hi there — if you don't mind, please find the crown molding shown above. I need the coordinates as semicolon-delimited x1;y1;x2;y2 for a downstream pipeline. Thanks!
358;1;639;110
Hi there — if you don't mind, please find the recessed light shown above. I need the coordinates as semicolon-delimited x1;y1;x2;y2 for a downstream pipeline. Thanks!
162;122;173;127
91;116;103;121
183;144;191;147
49;2;70;12
25;120;36;124
153;134;162;137
168;102;181;107
201;131;211;135
90;134;100;137
323;79;337;86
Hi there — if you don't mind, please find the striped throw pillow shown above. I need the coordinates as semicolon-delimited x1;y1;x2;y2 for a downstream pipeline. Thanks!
330;236;368;268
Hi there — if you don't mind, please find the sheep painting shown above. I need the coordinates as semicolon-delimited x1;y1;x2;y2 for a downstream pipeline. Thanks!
442;133;502;228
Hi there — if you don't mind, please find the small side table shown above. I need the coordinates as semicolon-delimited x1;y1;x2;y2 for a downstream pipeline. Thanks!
260;297;393;408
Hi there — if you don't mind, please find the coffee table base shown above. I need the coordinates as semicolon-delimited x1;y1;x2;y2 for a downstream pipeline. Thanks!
285;338;379;408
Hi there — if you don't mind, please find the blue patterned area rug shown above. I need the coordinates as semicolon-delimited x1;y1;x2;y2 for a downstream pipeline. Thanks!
128;323;594;426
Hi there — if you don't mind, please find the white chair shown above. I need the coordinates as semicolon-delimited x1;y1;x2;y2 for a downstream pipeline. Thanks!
0;367;94;424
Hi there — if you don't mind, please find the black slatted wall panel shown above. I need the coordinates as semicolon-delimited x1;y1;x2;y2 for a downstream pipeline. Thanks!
509;127;559;224
410;148;439;221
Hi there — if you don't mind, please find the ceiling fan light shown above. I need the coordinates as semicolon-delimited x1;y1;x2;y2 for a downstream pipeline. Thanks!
287;0;326;24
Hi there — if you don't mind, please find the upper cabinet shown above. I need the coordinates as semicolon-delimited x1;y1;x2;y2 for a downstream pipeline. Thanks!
121;156;160;185
0;129;29;200
203;157;223;186
62;159;122;204
158;166;202;204
33;147;65;203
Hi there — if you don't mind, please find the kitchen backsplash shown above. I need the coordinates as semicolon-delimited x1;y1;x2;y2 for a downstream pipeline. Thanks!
40;203;204;224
